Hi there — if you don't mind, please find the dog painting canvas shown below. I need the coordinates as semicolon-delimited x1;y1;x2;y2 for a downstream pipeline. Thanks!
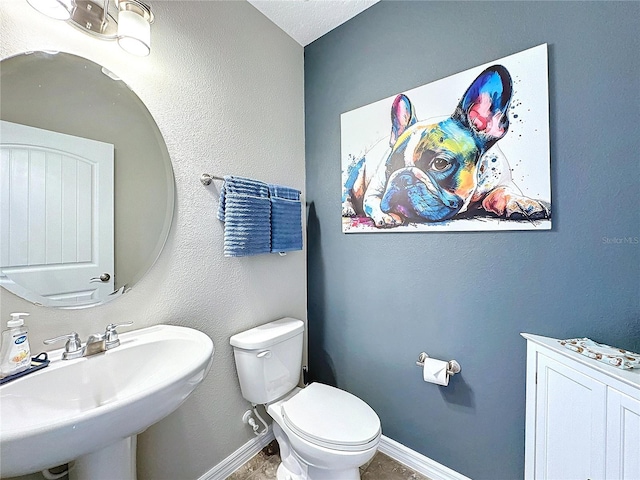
341;44;551;233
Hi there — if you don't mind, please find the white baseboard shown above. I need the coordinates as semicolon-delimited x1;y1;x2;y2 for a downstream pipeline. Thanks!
198;426;275;480
199;428;470;480
379;435;472;480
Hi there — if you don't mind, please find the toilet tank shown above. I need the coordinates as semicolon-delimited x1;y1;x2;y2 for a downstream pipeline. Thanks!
230;318;304;404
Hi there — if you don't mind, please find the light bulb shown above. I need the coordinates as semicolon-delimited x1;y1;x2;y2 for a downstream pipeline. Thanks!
117;6;151;56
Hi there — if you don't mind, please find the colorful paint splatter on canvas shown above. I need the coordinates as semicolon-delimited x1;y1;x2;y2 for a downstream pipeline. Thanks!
341;44;551;233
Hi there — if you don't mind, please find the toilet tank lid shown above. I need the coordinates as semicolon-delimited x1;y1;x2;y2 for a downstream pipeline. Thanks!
230;318;304;350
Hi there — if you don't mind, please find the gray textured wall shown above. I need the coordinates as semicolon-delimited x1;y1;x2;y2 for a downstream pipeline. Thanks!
1;1;305;479
305;2;639;478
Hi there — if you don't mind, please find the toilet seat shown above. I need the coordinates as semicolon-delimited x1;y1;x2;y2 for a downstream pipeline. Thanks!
281;383;381;452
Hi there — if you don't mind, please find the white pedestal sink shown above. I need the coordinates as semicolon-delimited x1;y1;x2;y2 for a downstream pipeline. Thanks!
0;324;214;479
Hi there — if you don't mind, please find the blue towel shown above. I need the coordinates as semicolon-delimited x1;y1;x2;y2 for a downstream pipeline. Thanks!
218;176;270;222
269;184;302;253
268;184;301;201
218;176;271;257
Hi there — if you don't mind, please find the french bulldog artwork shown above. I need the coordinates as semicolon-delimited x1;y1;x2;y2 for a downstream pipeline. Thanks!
341;44;551;233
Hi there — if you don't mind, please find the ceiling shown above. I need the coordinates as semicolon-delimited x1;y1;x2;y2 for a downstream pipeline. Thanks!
247;0;380;46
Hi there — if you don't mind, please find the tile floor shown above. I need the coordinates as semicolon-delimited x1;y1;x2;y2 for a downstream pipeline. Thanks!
227;441;431;480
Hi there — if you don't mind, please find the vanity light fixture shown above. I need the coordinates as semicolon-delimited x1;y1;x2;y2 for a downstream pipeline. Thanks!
26;0;154;56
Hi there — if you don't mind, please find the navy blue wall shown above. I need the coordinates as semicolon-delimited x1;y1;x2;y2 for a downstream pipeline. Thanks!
305;2;639;478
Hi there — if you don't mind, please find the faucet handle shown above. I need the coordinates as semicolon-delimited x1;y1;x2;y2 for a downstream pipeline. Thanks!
44;332;84;360
105;322;133;349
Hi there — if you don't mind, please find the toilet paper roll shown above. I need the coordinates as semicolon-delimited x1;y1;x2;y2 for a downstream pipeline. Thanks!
422;357;450;386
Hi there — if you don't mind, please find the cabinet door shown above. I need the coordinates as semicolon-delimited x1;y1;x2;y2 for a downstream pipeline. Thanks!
606;388;640;479
535;353;607;480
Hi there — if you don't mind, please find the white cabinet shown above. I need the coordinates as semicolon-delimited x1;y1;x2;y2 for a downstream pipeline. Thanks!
606;388;640;478
523;334;640;480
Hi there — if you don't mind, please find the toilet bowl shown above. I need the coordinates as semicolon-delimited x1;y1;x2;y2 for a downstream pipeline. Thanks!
230;318;381;480
268;384;381;480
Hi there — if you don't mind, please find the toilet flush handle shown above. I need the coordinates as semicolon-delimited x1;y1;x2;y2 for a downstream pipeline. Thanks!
256;350;271;359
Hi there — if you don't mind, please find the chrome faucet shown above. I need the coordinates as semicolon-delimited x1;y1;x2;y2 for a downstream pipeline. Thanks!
104;322;133;349
84;333;106;356
43;332;84;360
44;322;133;359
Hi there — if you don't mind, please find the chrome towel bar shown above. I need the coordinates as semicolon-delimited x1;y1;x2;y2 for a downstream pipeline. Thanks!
200;173;224;185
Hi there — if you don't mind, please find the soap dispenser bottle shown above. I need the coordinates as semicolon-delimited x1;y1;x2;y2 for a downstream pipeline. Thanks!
0;313;31;378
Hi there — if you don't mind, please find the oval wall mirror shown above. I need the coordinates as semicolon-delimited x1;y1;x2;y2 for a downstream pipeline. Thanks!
0;51;175;308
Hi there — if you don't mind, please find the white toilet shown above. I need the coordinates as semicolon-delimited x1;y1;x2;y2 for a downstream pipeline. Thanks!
230;318;381;480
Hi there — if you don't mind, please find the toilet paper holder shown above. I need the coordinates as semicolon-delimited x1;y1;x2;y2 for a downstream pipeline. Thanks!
416;352;461;376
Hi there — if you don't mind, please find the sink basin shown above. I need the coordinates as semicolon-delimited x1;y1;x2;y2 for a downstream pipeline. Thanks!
0;324;214;478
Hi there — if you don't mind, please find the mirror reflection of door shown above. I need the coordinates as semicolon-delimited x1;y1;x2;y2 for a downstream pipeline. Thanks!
0;121;114;306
